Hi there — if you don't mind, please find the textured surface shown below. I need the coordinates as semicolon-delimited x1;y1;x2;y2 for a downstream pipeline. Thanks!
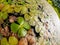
37;0;60;45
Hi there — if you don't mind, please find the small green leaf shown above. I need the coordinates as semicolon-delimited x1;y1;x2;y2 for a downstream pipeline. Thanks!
1;38;9;45
11;23;19;33
2;12;8;20
24;14;31;21
23;22;30;30
18;28;27;37
3;2;8;5
17;17;24;25
19;1;25;5
14;7;21;13
21;6;28;14
0;12;8;20
9;36;18;45
2;4;10;12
